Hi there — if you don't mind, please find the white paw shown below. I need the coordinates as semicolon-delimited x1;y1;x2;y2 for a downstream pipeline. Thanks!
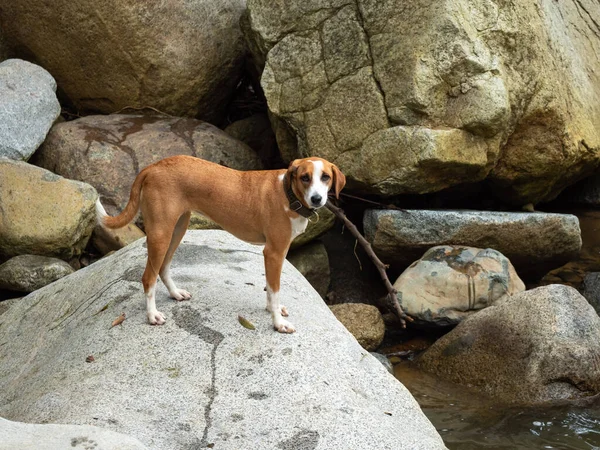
274;319;296;334
266;304;289;317
169;289;192;301
148;310;166;325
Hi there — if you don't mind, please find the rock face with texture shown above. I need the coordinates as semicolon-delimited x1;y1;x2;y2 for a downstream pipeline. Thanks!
418;285;600;405
0;59;60;161
224;113;280;167
0;160;97;260
244;0;600;204
0;2;247;123
329;303;385;351
581;272;600;317
0;255;74;293
0;231;445;450
364;209;581;279
32;115;263;216
394;246;525;327
287;241;330;298
0;417;147;450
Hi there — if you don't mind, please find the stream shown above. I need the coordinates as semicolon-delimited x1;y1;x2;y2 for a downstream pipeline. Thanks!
394;362;600;449
390;208;600;449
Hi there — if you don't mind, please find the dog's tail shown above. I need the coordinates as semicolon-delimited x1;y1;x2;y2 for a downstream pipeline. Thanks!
97;169;148;229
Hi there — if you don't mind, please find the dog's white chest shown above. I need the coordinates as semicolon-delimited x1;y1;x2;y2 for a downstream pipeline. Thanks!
290;216;308;242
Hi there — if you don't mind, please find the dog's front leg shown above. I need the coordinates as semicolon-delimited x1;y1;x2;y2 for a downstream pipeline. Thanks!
263;243;295;333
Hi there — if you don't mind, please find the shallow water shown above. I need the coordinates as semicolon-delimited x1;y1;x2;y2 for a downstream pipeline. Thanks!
395;362;600;450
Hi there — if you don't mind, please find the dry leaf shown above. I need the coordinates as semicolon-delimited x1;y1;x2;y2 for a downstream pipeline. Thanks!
85;355;95;363
238;315;255;330
111;312;126;328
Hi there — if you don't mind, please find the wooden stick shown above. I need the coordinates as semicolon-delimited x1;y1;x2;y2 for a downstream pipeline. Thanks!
325;200;413;328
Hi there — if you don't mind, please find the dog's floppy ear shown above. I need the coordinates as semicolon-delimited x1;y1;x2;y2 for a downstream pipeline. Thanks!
331;164;346;199
287;159;301;180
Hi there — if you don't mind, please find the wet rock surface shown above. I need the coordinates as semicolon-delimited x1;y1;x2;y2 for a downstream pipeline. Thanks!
418;284;600;405
0;231;445;449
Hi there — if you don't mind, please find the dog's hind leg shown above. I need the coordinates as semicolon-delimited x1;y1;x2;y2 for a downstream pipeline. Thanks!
160;211;192;301
142;217;180;325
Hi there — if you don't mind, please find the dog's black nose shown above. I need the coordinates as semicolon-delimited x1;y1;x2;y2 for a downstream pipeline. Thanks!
311;194;322;205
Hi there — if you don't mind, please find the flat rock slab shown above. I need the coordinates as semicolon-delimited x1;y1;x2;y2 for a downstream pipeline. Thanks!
0;417;147;450
364;209;582;279
0;230;445;450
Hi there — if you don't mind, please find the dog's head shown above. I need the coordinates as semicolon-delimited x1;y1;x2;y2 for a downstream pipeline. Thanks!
287;157;346;209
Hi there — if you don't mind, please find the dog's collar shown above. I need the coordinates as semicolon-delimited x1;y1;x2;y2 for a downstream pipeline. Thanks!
283;173;317;219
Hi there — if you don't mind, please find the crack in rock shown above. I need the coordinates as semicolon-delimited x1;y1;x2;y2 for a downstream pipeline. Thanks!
172;305;224;446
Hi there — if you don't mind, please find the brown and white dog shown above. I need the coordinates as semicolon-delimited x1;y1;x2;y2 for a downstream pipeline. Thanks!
96;155;345;333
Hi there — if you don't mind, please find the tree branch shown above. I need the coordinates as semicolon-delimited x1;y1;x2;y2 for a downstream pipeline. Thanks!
325;200;413;328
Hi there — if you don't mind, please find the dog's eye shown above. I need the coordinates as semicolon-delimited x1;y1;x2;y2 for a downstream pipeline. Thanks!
321;174;331;182
300;174;310;182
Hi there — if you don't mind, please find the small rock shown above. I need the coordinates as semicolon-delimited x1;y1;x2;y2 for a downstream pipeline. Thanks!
0;59;60;161
418;284;600;405
329;303;385;351
393;246;525;327
287;242;330;298
0;255;74;293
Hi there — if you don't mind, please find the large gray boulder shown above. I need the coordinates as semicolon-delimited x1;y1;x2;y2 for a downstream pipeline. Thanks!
364;209;581;279
0;59;60;161
0;2;247;123
32;114;263;216
0;230;445;450
418;285;600;405
393;246;525;327
0;417;147;450
244;0;600;204
0;160;97;260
